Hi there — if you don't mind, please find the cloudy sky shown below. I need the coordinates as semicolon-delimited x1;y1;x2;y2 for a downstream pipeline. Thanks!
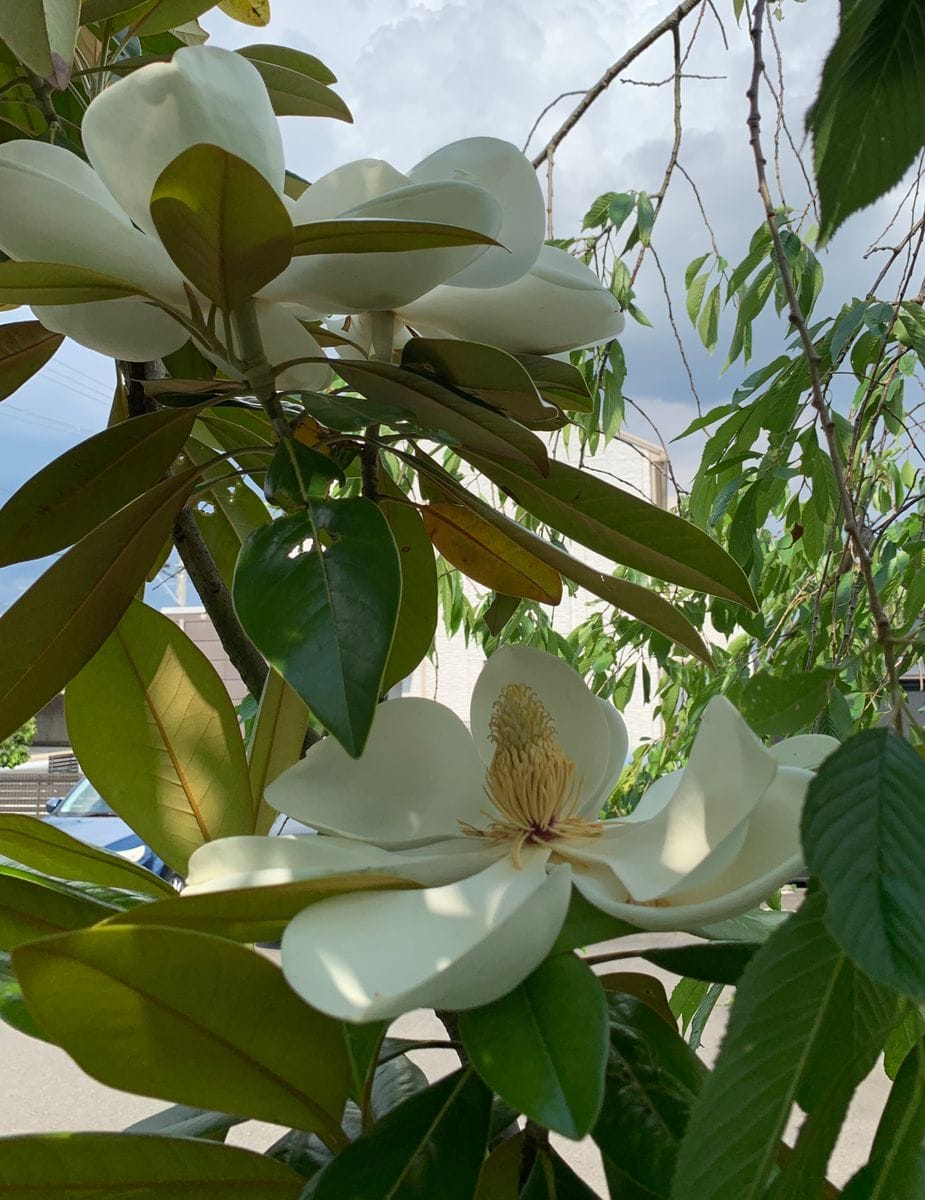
0;0;915;609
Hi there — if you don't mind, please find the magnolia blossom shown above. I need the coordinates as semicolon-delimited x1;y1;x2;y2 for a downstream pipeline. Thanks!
0;45;622;381
185;646;837;1023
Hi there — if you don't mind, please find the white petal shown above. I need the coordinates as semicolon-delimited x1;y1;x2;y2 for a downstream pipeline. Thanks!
0;140;180;298
397;246;625;355
291;159;410;222
621;770;683;823
83;45;283;236
578;698;629;818
281;850;571;1021
569;697;778;903
470;645;612;809
409;137;544;288
266;698;488;848
268;180;502;312
184;832;498;895
33;299;189;360
253;301;332;392
769;734;839;770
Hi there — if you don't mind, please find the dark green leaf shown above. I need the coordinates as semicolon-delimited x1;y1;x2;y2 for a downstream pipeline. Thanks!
802;728;925;1001
514;353;593;412
0;407;198;566
233;501;401;756
0;1132;304;1198
293;218;500;256
237;42;336;85
522;1148;601;1199
65;599;254;874
379;474;438;693
459;953;609;1139
265;438;345;509
482;592;520;636
884;1003;925;1079
0;470;198;743
150;143;293;310
551;888;637;954
0;320;62;401
636;191;655;245
312;1069;491;1200
0;0;78;88
13;925;349;1138
594;993;702;1199
809;0;925;241
641;941;759;985
464;454;755;607
237;44;351;122
0;813;174;899
124;1104;245;1142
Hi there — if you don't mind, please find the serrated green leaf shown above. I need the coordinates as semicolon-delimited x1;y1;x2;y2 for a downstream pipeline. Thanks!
802;729;925;1000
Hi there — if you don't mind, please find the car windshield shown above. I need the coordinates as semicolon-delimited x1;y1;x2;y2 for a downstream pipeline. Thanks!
55;777;112;817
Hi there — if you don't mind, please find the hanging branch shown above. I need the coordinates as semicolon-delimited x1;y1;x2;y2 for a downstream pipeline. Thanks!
746;0;904;728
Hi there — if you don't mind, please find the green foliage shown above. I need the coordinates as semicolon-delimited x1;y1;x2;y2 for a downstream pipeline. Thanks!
459;953;609;1139
0;718;35;769
0;321;62;402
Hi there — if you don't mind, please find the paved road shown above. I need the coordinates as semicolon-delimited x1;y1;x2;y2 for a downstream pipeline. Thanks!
0;929;889;1194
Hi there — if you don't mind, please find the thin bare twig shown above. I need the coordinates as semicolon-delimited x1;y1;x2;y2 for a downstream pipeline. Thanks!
521;90;586;154
747;0;903;727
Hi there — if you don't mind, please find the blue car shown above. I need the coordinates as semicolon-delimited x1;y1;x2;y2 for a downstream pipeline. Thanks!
45;777;184;891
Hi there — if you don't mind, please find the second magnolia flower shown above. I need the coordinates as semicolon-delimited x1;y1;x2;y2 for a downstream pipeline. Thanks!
185;645;837;1022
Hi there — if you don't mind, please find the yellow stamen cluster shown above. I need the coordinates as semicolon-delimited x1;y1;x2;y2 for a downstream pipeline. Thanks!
460;683;602;867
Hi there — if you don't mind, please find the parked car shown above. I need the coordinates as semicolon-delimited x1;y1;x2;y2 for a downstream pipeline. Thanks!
45;777;184;891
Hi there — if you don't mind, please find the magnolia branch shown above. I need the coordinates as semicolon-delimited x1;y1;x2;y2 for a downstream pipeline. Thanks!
746;0;904;726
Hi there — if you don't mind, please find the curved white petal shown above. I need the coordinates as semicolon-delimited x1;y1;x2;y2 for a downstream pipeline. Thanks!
33;299;189;360
397;246;625;355
470;644;612;810
281;850;570;1021
266;698;488;848
291;159;410;222
578;698;629;818
254;301;332;392
184;832;499;895
409;137;544;287
568;697;778;903
83;45;284;236
268;180;502;312
621;769;683;823
0;141;180;298
769;734;839;770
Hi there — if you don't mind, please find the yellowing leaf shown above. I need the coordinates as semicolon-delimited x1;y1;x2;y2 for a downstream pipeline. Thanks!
219;0;270;24
423;503;562;604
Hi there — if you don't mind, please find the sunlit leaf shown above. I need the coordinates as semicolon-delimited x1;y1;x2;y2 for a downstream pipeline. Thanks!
0;320;62;402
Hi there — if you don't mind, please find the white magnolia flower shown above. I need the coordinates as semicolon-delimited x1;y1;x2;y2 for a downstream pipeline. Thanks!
0;45;622;379
185;646;837;1023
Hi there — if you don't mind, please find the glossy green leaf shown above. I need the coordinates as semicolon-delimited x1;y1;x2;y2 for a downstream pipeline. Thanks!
466;454;755;607
597;971;677;1026
233;501;401;756
482;592;520;636
293;218;500;256
593;991;702;1199
14;924;350;1139
550;887;637;954
641;941;760;985
739;667;834;738
378;474;438;693
335;360;549;475
0;407;199;567
474;1131;524;1200
247;668;310;835
0;469;198;744
670;892;895;1200
237;44;351;122
105;872;415;942
841;1038;925;1198
0;0;78;88
521;1148;602;1200
809;0;925;242
423;502;562;604
402;338;553;425
0;261;144;305
0;1132;304;1198
124;1104;245;1141
185;439;270;586
459;953;608;1139
195;406;274;483
264;437;344;510
802;728;925;1001
884;1003;925;1079
151;144;293;311
66;599;253;874
0;320;62;401
0;814;174;899
312;1069;491;1200
0;870;114;950
514;353;593;413
85;0;214;36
